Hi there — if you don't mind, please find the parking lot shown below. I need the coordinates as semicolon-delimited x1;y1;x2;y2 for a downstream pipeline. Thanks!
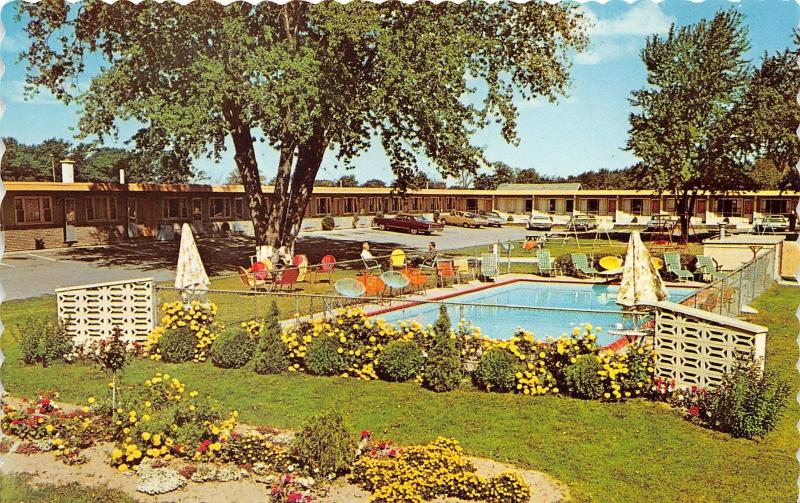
0;225;532;300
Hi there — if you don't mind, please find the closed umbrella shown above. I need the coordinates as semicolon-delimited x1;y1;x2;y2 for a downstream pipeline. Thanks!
616;231;668;308
175;223;210;302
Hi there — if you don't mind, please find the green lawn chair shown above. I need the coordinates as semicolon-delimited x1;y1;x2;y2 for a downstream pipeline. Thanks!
571;253;600;278
696;255;727;282
537;249;555;276
664;251;693;282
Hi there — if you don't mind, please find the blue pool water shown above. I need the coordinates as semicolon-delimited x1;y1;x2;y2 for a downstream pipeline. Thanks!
377;282;696;346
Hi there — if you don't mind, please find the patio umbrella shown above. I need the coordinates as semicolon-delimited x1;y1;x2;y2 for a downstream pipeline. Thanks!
616;231;669;308
175;223;210;299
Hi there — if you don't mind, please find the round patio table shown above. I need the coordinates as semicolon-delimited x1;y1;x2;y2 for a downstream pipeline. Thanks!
357;273;385;296
381;270;410;296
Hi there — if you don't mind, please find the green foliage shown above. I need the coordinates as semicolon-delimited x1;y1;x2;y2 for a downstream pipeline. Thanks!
564;355;605;399
13;317;72;367
704;358;790;439
158;327;198;364
473;347;520;392
88;326;129;375
211;327;256;369
290;411;356;477
424;307;463;392
432;210;441;223
321;215;336;231
552;254;579;277
253;301;288;375
305;336;348;376
377;340;425;382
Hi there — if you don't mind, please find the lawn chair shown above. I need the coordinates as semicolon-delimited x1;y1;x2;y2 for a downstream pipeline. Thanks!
271;267;299;292
571;253;600;278
536;250;556;277
390;249;406;270
480;253;498;280
362;256;383;275
358;273;386;297
696;255;727;282
238;266;269;291
436;259;457;287
403;268;429;294
315;255;336;284
292;255;309;282
664;252;693;282
381;270;410;296
452;257;475;283
333;278;366;310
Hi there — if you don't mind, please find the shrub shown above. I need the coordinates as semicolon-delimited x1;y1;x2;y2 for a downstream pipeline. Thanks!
253;301;289;375
321;214;336;231
564;354;605;399
473;348;520;392
145;301;218;363
506;215;514;222
377;340;425;382
306;336;348;376
290;411;356;477
432;210;441;223
704;359;789;439
158;326;198;363
211;327;256;369
375;210;384;220
552;254;579;277
423;306;463;392
352;215;360;228
13;317;72;367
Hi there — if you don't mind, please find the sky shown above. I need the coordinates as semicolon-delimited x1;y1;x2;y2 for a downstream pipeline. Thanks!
0;0;797;185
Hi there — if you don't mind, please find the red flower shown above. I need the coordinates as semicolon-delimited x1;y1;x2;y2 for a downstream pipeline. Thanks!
281;474;294;484
360;430;370;440
388;449;397;458
368;449;377;457
377;442;386;450
287;493;304;503
690;385;697;393
689;406;699;417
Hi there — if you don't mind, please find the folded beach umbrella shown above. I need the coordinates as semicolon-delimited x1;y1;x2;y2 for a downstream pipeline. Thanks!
175;223;210;295
616;231;668;308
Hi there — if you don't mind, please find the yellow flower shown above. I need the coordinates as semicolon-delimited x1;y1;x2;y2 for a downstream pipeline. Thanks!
118;464;129;472
87;397;96;404
142;432;151;441
45;424;54;433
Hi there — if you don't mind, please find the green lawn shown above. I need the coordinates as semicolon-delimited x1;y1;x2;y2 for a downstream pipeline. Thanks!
0;474;134;503
1;286;796;502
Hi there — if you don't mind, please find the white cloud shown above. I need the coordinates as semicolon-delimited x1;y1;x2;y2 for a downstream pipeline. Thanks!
1;80;61;105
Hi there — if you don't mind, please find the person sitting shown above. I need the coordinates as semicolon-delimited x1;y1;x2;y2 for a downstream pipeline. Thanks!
361;242;382;271
410;242;437;267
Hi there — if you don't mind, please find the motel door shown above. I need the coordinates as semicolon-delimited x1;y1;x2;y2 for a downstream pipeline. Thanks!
64;198;77;243
127;199;140;238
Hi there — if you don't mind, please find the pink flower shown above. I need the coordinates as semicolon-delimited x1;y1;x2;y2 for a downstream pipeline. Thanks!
360;430;370;440
388;449;397;458
281;474;294;484
287;493;304;503
689;406;699;417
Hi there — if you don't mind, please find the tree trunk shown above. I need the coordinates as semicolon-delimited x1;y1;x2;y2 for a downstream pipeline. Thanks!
676;189;690;244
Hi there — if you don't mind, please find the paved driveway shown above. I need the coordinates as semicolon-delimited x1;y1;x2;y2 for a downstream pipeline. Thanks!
0;225;530;300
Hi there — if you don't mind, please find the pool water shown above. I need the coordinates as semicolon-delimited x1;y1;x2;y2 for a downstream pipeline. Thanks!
376;281;696;346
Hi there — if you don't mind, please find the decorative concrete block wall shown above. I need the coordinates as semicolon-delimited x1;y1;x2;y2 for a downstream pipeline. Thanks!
56;277;157;346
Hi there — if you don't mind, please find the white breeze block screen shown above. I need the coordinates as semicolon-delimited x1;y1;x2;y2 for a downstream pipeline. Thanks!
56;278;157;345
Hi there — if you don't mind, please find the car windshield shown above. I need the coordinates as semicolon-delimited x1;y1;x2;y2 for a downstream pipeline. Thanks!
413;216;429;222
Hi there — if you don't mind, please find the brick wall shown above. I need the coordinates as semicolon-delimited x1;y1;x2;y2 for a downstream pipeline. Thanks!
3;224;125;252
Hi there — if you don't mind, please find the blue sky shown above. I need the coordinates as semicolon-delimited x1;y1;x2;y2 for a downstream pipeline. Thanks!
0;0;797;184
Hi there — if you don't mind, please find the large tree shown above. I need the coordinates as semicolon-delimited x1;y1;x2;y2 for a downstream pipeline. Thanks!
20;0;586;256
626;10;751;239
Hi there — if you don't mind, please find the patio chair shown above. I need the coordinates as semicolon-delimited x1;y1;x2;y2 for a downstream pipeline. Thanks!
436;259;458;287
536;250;556;277
571;253;600;278
271;267;299;292
403;268;429;294
381;270;410;296
452;257;475;283
696;255;727;282
362;256;383;275
357;273;386;297
333;278;366;309
238;266;269;291
390;249;406;270
480;253;498;280
292;255;309;282
315;255;336;284
664;252;693;282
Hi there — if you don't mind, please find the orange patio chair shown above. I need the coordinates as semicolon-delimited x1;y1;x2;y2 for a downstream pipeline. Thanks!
436;259;457;287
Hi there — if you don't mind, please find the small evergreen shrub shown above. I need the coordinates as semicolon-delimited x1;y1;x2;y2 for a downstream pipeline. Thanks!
253;301;289;375
564;354;605;399
306;336;347;376
552;254;579;277
704;359;789;439
321;214;336;231
158;326;198;363
290;411;356;476
473;347;520;392
352;215;360;228
211;327;256;369
377;340;425;382
432;210;441;223
423;306;463;392
14;317;72;367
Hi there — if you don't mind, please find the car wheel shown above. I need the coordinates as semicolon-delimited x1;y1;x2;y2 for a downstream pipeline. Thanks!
411;228;418;235
378;224;386;231
462;223;469;228
440;219;447;225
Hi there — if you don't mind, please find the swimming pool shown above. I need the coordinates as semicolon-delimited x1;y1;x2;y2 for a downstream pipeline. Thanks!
375;281;696;346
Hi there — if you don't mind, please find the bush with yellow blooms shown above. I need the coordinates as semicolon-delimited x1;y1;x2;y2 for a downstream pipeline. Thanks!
144;301;219;363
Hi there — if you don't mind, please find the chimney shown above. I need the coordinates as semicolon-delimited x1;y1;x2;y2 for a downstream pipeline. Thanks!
60;159;75;183
119;167;126;184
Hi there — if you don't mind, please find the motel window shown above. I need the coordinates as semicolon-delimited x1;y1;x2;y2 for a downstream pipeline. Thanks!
466;199;478;212
343;197;357;214
367;197;382;213
14;196;53;225
316;197;330;216
209;198;232;219
665;198;676;213
430;198;439;211
525;198;533;213
191;198;203;221
444;197;456;210
411;197;423;212
234;198;245;219
629;199;644;215
86;196;118;223
763;199;788;215
716;199;740;217
608;198;617;213
162;198;189;220
565;199;574;214
586;199;600;215
547;199;556;213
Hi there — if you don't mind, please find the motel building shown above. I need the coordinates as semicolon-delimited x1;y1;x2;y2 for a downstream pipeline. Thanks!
2;160;798;253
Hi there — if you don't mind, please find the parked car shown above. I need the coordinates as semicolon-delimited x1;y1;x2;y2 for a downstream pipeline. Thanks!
373;213;444;235
753;214;790;233
646;214;674;232
439;210;487;228
477;210;505;227
568;215;598;231
527;215;553;231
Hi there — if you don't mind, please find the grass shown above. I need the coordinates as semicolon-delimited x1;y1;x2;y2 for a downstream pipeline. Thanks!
0;474;134;503
1;286;796;502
